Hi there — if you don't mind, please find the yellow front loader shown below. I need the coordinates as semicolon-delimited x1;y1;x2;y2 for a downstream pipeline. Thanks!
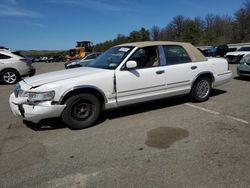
65;41;93;61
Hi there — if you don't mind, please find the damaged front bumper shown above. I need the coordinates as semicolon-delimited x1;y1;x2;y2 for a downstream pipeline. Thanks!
9;93;66;123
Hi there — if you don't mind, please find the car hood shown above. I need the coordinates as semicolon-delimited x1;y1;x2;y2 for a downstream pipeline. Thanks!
64;59;80;66
23;67;112;87
226;51;250;56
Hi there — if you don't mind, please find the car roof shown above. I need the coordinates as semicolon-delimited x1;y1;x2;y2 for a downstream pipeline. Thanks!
116;41;207;62
0;49;12;53
0;49;22;58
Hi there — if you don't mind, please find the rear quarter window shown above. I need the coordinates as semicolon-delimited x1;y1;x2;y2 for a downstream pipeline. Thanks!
163;45;191;65
0;53;11;59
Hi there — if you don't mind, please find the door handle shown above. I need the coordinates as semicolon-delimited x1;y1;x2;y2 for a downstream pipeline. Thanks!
156;70;165;74
191;66;197;70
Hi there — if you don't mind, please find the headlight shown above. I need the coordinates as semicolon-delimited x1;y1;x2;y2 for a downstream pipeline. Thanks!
23;91;55;103
14;83;21;97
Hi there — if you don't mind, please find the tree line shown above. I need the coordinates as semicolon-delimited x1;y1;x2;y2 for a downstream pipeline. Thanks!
94;0;250;52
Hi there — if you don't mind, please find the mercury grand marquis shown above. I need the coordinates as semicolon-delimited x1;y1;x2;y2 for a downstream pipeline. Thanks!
9;41;232;129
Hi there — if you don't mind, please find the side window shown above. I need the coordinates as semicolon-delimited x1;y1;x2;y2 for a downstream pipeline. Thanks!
0;53;11;59
163;45;191;65
128;46;160;68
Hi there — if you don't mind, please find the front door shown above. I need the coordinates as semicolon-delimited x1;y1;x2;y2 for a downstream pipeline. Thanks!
115;46;167;106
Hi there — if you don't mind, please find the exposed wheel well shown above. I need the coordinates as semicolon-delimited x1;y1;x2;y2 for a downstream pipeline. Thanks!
192;72;214;87
60;87;106;107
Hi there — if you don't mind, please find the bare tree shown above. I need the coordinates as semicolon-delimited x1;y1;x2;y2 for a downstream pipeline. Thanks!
234;0;250;41
150;26;160;41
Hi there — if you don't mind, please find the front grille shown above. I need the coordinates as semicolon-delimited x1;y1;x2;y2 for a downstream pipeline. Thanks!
226;55;237;61
226;55;243;63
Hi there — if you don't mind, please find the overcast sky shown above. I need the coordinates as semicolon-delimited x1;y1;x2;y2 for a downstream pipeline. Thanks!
0;0;244;50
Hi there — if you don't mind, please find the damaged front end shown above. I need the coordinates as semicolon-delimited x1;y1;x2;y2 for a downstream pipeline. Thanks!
9;82;66;123
226;54;244;64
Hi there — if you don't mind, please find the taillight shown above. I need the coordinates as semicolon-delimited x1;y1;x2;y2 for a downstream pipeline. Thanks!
20;58;29;62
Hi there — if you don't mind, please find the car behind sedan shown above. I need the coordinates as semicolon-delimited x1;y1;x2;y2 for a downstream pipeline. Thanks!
64;52;102;69
0;49;35;84
237;54;250;77
226;46;250;64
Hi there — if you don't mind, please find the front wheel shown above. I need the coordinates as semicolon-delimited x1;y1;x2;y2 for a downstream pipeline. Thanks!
190;77;211;102
61;94;101;129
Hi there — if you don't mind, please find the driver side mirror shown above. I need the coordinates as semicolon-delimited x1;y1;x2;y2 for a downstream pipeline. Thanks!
126;60;137;69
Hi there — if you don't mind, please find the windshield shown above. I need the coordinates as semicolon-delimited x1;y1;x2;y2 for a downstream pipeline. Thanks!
238;47;250;51
87;46;134;70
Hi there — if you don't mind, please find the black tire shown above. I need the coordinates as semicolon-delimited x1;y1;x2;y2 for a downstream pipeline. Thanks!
1;69;20;84
190;77;211;102
61;94;101;129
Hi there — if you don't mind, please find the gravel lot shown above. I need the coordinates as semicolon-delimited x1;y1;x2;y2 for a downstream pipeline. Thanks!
0;62;250;188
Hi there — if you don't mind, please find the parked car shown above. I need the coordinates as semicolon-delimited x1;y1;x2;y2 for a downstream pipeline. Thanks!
216;44;229;57
226;46;250;64
32;57;41;63
228;47;237;53
40;56;49;62
32;56;49;63
52;56;65;62
0;49;35;84
237;54;250;77
9;41;232;129
46;57;54;63
198;48;212;57
64;52;102;69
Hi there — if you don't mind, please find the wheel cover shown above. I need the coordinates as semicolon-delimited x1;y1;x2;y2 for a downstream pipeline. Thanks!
71;101;92;120
196;80;210;98
3;71;17;84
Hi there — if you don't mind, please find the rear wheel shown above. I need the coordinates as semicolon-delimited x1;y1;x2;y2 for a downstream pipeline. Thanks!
61;94;101;129
1;69;20;84
190;77;211;102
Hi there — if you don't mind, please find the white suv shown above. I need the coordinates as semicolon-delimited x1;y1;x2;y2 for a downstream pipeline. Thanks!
9;41;232;129
0;49;35;84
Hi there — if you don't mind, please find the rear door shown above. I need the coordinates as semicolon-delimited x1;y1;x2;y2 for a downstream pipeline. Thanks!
162;45;200;93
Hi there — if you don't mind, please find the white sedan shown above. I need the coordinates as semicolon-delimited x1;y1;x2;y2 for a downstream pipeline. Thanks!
9;41;232;129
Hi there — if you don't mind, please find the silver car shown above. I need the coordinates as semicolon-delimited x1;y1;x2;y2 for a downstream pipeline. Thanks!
64;52;102;69
0;49;35;84
237;54;250;77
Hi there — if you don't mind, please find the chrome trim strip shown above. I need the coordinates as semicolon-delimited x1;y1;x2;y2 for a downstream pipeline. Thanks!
167;80;190;86
217;72;232;76
59;85;107;104
118;84;166;94
118;87;167;98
